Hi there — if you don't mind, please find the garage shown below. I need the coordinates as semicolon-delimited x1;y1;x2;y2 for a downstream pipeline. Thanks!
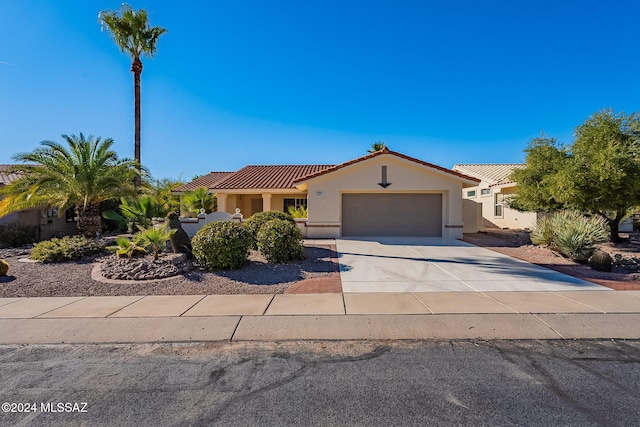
341;193;442;237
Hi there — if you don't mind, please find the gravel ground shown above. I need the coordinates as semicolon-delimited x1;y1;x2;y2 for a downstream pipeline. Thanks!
464;230;640;282
0;245;337;297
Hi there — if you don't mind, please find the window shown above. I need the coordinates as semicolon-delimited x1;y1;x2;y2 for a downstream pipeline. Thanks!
466;190;476;198
65;207;77;223
480;188;491;196
283;198;307;211
494;193;504;217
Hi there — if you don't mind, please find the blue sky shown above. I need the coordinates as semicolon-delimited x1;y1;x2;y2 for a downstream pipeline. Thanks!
1;0;639;181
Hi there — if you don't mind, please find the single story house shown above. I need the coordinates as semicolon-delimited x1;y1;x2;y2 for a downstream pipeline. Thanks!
174;148;480;239
453;163;540;230
0;165;78;241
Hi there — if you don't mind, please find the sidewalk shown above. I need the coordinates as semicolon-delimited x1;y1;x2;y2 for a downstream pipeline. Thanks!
0;291;639;343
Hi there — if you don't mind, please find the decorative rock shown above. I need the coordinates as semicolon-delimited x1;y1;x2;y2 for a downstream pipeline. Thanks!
99;254;193;281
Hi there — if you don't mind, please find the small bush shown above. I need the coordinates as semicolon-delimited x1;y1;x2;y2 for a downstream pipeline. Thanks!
531;211;608;262
31;236;106;262
107;236;147;259
244;211;296;248
192;221;252;270
0;222;38;248
256;219;305;263
530;216;554;246
0;259;8;276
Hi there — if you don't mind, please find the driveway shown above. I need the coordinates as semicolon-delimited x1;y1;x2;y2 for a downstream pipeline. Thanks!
336;237;609;293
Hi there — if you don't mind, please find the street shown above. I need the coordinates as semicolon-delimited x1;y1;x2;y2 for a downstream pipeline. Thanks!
1;340;639;426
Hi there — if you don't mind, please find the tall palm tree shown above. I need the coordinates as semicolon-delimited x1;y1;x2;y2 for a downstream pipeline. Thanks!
368;141;387;153
99;4;166;187
0;133;139;237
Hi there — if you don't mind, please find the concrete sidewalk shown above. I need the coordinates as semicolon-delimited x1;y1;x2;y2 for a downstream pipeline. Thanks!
1;291;640;343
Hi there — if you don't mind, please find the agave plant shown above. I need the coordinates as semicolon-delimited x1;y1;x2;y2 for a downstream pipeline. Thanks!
135;225;176;260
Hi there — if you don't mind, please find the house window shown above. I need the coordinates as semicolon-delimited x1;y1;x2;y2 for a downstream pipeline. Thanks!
494;193;504;218
480;188;491;196
283;198;307;211
466;190;476;198
65;207;77;223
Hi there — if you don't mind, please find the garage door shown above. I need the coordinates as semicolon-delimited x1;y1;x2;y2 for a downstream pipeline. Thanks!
342;193;442;237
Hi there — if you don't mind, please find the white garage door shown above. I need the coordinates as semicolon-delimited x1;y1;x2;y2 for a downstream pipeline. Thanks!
342;193;442;237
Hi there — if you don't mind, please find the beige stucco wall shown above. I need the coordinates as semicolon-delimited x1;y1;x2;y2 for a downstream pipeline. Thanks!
462;182;537;230
1;208;77;241
302;154;466;239
219;192;306;217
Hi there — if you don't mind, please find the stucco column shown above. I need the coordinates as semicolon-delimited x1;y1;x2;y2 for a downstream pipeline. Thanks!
262;193;272;212
217;193;227;213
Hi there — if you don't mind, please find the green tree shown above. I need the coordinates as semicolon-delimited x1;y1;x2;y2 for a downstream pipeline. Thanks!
368;141;387;153
511;110;640;242
99;4;166;187
144;177;184;213
0;133;139;237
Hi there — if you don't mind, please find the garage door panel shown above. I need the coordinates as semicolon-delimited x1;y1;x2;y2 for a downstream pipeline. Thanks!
342;194;442;237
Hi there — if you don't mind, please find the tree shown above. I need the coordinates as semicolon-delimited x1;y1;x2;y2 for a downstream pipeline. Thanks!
182;187;216;215
0;133;139;237
99;4;166;187
368;141;387;153
511;110;640;242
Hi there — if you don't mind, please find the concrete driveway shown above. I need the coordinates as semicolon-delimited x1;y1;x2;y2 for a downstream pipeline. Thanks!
336;237;609;293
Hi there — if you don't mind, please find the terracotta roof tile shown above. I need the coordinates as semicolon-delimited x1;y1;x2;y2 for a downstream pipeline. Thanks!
212;165;334;190
452;164;525;185
293;148;480;184
0;165;24;186
173;172;233;192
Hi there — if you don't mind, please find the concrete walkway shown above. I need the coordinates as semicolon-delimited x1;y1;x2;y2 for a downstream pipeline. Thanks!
1;291;640;343
336;237;607;292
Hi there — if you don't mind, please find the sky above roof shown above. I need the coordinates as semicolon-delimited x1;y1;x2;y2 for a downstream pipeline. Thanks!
1;1;638;181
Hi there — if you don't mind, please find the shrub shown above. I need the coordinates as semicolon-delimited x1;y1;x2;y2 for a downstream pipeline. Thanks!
256;218;305;263
31;236;106;262
531;211;608;262
530;216;554;247
0;259;8;276
107;236;147;259
192;221;252;270
287;206;308;218
135;225;176;260
244;210;295;248
0;222;38;248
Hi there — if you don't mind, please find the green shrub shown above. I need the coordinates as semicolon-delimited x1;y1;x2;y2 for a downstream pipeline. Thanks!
256;218;305;263
0;222;38;248
0;259;8;276
192;221;252;270
135;225;176;260
107;236;147;259
31;236;106;262
244;210;295;248
287;206;308;218
531;211;608;262
530;216;554;246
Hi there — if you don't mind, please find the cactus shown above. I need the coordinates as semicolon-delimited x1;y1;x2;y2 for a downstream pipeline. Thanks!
589;250;612;272
0;259;8;276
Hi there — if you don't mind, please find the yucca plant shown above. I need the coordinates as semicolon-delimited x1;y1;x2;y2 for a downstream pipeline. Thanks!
287;205;308;218
530;215;554;247
135;225;176;260
550;211;608;262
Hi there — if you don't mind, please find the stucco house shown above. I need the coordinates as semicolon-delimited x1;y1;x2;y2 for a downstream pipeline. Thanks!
452;163;538;230
174;148;480;239
0;165;78;241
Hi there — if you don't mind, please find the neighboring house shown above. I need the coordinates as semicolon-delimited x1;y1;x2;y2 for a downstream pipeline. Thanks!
0;165;78;240
174;148;479;239
452;163;538;230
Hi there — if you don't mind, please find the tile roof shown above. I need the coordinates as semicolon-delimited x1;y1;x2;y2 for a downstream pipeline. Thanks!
0;165;23;186
212;165;334;190
173;172;233;192
452;164;525;185
293;148;480;184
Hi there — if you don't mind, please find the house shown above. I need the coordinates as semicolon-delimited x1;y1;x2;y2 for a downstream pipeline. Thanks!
452;163;538;230
0;165;78;240
174;148;480;239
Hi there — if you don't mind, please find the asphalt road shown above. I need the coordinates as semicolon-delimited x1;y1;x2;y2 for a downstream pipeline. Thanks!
1;340;639;426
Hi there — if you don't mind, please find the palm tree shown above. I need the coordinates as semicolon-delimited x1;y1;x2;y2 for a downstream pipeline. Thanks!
182;187;216;215
0;133;139;237
368;141;387;153
99;4;166;187
136;225;176;260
